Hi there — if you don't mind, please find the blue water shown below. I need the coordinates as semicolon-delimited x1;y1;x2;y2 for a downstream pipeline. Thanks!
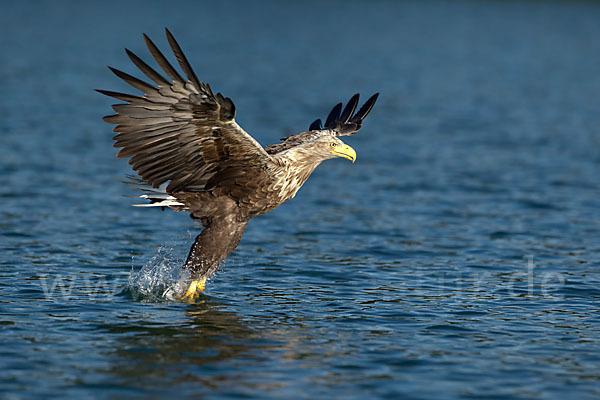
2;1;600;399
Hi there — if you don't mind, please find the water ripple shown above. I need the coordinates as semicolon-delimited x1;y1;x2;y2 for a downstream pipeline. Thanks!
2;1;600;399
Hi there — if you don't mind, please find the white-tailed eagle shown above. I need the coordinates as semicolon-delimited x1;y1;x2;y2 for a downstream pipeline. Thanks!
98;29;378;300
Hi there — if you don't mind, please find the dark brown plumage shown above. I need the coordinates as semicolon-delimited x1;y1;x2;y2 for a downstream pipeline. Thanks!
98;29;379;299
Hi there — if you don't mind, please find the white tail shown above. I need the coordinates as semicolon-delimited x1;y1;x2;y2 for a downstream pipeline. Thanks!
132;196;185;208
124;176;185;208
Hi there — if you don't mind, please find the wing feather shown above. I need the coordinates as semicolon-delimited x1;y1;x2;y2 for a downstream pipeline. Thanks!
308;118;322;131
108;67;158;94
125;48;171;87
99;29;272;195
350;93;379;124
310;93;379;136
142;33;186;85
338;93;359;124
165;28;203;90
324;103;342;128
96;89;144;103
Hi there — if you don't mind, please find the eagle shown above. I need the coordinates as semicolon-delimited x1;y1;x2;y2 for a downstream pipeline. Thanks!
98;29;379;301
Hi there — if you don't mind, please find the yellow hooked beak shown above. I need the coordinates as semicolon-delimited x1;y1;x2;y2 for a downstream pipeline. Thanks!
331;143;357;163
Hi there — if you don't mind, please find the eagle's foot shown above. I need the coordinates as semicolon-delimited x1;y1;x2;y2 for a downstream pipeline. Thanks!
179;278;207;302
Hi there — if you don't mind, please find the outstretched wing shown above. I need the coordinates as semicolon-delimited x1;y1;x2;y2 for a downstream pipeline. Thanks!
98;28;271;193
308;93;379;135
265;93;379;155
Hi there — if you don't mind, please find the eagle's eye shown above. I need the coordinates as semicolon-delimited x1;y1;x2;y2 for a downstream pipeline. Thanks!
330;142;337;148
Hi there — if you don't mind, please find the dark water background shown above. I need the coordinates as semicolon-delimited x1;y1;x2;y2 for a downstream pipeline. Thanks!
1;1;599;399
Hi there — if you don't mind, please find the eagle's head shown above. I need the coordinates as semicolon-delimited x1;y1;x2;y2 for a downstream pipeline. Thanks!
311;135;356;163
280;133;356;166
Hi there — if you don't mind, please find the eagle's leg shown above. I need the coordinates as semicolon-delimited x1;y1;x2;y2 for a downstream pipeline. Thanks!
181;277;206;301
179;218;248;301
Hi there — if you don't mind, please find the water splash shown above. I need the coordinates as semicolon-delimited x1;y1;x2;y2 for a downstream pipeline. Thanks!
126;244;191;302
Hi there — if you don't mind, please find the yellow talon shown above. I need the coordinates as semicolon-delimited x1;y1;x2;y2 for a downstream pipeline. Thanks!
180;278;207;302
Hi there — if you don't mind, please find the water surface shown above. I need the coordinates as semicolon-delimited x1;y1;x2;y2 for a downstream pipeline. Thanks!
1;1;599;399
